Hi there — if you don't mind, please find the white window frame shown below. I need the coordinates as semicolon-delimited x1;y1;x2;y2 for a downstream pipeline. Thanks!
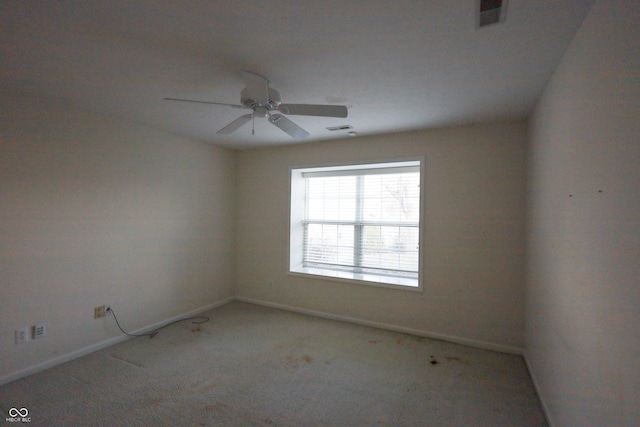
289;158;424;291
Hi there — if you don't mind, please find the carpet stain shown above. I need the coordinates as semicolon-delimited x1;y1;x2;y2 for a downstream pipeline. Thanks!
147;396;165;407
286;356;299;368
445;356;471;365
188;382;217;395
430;355;439;365
396;338;404;345
192;325;203;333
204;402;228;412
286;355;313;368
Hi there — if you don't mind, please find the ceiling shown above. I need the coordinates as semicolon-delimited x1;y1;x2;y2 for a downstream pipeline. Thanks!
1;0;594;149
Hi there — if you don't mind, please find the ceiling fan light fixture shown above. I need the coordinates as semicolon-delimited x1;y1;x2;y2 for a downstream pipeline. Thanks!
254;106;268;117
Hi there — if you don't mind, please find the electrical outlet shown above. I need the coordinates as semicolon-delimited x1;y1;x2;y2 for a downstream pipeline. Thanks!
32;323;46;339
15;328;29;344
94;305;106;319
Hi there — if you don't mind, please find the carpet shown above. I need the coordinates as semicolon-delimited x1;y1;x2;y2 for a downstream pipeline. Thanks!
0;302;547;426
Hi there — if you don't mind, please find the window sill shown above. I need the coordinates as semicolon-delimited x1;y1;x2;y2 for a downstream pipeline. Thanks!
289;266;421;291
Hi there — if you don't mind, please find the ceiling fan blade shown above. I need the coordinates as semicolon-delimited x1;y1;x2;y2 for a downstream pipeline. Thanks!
164;98;245;109
268;114;310;140
217;114;253;134
278;103;348;118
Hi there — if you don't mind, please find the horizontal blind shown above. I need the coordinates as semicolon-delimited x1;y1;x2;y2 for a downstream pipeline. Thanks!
303;166;420;279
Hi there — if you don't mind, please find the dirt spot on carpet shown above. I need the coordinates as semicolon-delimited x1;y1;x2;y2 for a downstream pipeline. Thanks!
147;396;165;407
396;338;404;345
204;402;229;412
286;355;313;368
445;356;471;365
188;382;216;395
200;384;217;393
191;324;203;332
286;356;298;368
430;355;439;365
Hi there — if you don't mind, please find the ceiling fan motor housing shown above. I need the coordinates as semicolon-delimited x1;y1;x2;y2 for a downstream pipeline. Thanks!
240;84;282;111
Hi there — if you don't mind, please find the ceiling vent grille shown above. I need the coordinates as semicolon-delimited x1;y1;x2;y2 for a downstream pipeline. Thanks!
479;0;507;27
326;125;353;131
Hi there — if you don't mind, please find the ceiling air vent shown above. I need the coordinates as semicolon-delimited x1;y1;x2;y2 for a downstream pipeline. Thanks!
326;125;353;132
479;0;507;28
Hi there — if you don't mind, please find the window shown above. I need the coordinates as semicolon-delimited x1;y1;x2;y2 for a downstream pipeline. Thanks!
289;160;422;289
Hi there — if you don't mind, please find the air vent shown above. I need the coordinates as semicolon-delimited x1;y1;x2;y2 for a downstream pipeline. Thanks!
326;125;353;132
479;0;507;27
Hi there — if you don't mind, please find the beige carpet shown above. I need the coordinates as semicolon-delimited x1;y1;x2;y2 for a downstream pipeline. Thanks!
1;302;547;426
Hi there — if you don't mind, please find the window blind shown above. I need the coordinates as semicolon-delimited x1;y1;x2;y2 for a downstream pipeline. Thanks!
302;167;420;279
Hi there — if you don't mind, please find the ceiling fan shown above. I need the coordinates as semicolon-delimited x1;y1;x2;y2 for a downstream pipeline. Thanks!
164;71;348;140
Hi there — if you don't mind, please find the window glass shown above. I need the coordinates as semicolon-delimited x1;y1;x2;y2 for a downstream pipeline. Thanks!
290;160;422;289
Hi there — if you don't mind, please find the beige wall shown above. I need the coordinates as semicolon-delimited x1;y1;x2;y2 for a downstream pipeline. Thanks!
1;95;528;383
526;0;640;425
0;93;236;382
236;121;528;352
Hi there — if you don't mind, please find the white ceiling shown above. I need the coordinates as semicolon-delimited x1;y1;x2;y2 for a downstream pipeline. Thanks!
1;1;594;149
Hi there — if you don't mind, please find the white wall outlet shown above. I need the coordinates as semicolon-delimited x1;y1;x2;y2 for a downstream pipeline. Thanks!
94;305;106;319
32;323;46;339
15;328;29;344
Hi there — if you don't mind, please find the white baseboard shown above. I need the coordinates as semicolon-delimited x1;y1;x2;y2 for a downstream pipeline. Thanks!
0;297;235;386
235;296;524;355
523;351;555;427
